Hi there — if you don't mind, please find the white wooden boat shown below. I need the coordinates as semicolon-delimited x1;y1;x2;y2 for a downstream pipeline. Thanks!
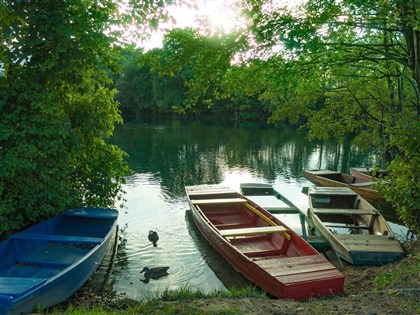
307;187;403;265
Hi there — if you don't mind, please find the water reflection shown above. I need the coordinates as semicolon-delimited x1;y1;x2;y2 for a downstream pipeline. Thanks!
106;120;409;300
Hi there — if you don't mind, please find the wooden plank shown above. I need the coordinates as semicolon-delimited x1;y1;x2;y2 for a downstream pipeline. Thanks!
263;207;300;213
310;187;357;195
220;226;288;237
350;182;374;187
268;262;336;277
255;255;340;280
325;224;370;229
335;235;402;250
256;254;327;268
313;208;377;215
277;269;343;284
192;198;246;205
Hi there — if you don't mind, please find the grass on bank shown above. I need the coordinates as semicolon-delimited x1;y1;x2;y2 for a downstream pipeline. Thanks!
44;240;419;315
46;285;264;315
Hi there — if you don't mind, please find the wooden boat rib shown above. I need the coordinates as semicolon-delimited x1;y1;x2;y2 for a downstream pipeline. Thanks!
239;183;330;253
0;207;118;315
307;187;403;265
186;184;344;300
303;169;387;204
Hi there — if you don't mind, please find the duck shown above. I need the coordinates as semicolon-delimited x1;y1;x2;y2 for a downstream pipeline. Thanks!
140;266;169;283
148;230;159;247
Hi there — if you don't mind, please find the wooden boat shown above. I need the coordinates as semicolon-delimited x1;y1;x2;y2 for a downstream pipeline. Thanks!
0;207;118;315
350;167;388;182
307;187;404;265
303;169;386;204
239;183;330;253
185;184;344;300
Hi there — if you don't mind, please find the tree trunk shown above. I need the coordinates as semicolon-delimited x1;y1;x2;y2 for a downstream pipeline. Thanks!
400;1;420;91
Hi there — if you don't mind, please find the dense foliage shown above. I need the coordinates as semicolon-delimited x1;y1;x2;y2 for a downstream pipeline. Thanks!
0;1;134;238
241;0;420;233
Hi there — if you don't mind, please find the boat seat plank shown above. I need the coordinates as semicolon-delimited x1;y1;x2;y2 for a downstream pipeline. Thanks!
313;208;378;215
192;198;246;205
263;207;300;213
11;233;103;244
186;190;237;196
310;187;358;195
220;226;289;237
0;277;47;296
325;224;370;229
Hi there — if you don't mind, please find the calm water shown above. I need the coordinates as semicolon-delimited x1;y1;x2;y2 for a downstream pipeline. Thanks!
105;120;408;300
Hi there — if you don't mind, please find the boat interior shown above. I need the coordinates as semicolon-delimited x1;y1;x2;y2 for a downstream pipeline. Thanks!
0;213;114;279
190;193;316;259
317;171;370;186
310;191;386;235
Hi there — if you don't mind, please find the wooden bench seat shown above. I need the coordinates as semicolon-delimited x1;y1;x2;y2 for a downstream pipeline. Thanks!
11;233;103;245
313;208;378;216
263;206;300;213
192;198;246;205
220;226;289;237
326;224;370;230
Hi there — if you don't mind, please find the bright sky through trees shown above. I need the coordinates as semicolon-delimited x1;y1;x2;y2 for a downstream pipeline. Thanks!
139;0;247;50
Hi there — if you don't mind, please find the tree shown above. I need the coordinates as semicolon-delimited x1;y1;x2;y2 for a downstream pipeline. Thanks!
241;0;420;233
0;1;134;238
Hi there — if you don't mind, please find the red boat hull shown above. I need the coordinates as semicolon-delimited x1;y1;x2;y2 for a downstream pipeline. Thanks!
186;184;344;300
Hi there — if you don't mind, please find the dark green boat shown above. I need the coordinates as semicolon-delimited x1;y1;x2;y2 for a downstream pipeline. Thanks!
240;183;330;253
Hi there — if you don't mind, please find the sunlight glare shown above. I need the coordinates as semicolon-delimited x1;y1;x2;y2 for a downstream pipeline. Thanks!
140;0;245;50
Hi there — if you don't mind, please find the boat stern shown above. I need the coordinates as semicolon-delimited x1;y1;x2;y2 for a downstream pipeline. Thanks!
349;250;404;266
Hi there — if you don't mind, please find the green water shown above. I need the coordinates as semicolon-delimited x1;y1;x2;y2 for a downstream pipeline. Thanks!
108;119;407;300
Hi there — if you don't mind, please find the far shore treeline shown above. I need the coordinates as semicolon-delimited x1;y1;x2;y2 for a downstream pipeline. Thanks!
1;1;419;239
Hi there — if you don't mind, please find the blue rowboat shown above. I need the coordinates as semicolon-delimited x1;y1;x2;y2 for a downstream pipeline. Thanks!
0;207;118;315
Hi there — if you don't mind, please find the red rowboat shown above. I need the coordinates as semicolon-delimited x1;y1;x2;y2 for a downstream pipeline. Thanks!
185;184;344;300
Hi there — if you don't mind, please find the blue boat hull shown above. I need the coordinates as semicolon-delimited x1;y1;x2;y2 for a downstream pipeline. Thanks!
0;208;118;315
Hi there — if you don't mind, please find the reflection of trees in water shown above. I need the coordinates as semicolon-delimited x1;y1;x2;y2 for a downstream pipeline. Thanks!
112;223;129;274
112;121;373;197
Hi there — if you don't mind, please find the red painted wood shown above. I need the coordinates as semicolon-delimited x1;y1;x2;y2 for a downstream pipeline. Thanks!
186;184;345;300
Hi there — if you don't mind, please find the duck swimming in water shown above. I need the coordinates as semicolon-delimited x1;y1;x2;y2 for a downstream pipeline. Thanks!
140;266;169;283
148;230;159;247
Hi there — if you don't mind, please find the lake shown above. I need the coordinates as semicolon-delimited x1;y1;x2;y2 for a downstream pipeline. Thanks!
105;119;408;300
